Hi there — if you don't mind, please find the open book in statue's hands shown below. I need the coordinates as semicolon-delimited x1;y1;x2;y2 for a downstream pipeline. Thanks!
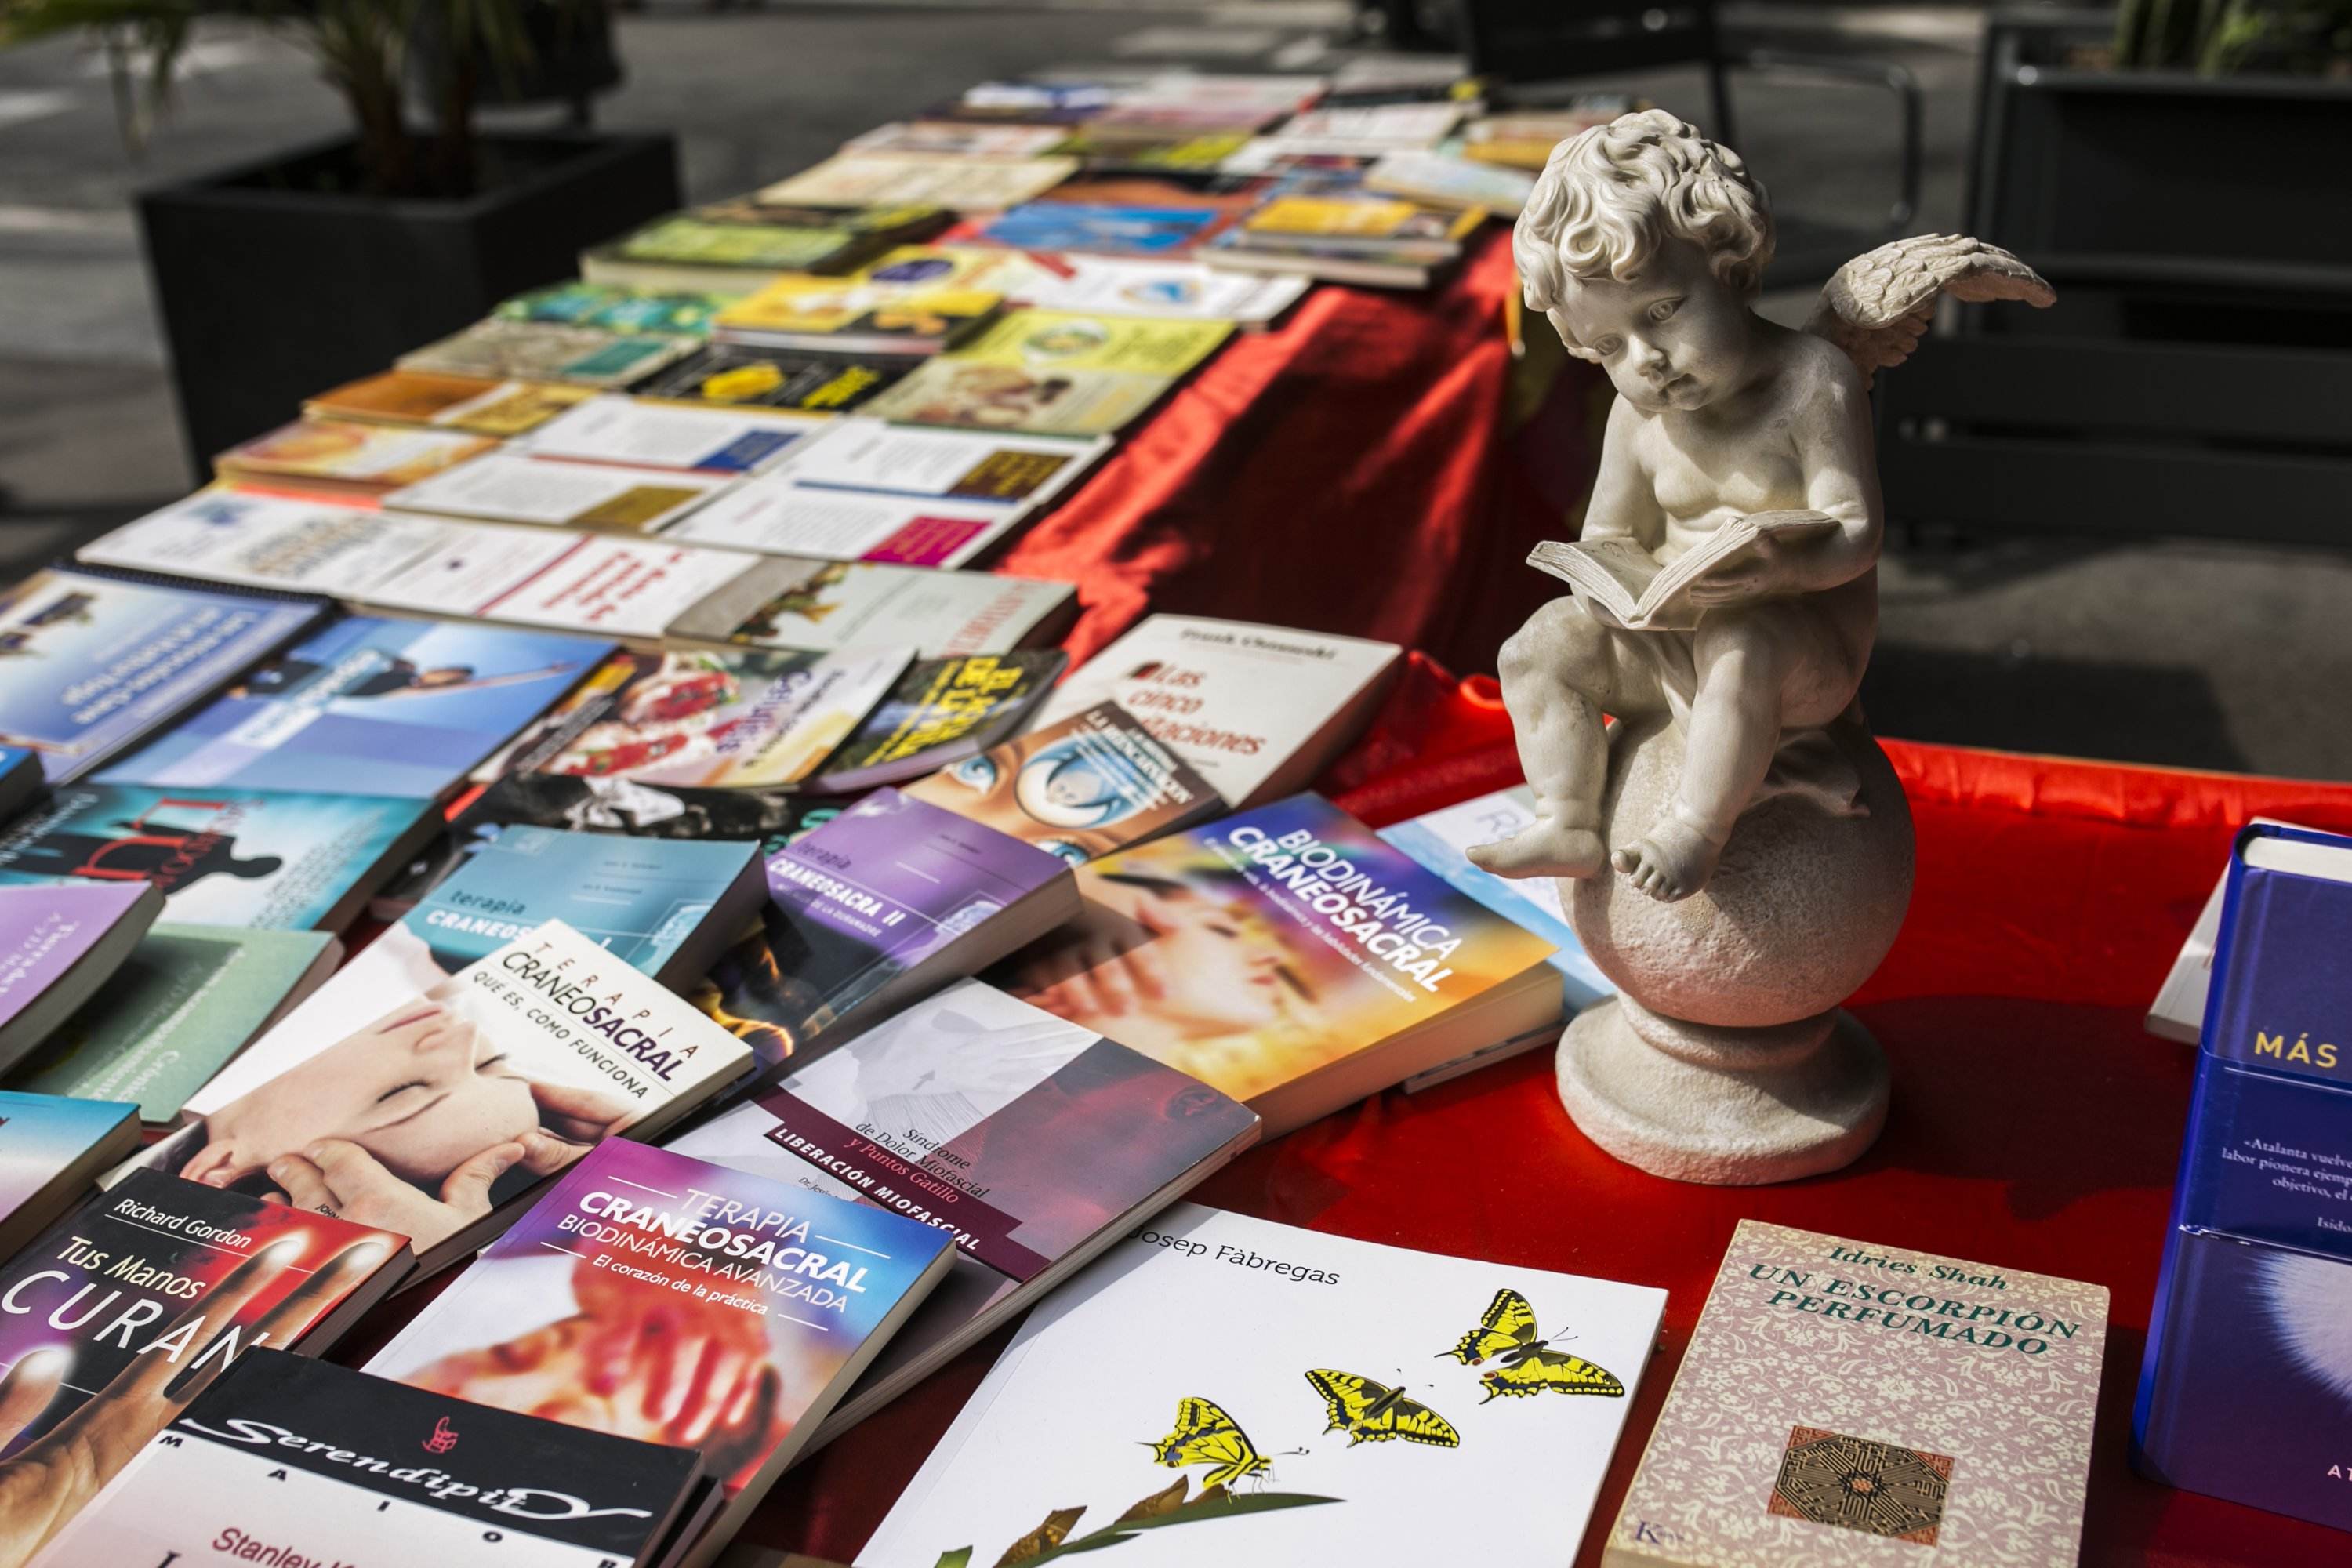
1527;510;1842;631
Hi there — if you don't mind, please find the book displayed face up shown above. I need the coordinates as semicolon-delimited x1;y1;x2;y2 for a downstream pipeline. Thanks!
27;1348;705;1568
136;920;753;1272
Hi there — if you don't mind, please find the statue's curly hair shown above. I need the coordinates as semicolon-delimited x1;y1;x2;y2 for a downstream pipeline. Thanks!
1512;110;1774;350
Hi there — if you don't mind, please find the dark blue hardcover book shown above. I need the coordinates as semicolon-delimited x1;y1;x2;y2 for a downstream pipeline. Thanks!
2134;1228;2352;1532
2135;822;2352;1526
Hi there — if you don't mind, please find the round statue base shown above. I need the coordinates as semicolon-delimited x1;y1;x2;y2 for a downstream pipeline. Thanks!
1557;994;1889;1185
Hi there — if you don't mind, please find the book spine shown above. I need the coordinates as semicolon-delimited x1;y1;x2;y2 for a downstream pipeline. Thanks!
61;557;339;611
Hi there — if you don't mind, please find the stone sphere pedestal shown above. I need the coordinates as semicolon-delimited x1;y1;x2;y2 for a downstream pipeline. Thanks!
1556;715;1914;1185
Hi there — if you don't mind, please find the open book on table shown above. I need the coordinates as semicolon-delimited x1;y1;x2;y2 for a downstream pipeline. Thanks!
1528;510;1841;631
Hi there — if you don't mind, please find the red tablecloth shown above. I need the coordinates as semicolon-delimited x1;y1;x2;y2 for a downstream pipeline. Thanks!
994;234;1595;677
751;660;2352;1567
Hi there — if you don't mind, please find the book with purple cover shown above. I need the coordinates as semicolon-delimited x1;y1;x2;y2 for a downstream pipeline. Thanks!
368;1138;953;1567
699;789;1078;1080
0;880;165;1072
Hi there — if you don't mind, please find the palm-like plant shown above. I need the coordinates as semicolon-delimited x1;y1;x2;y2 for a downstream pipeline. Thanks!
2111;0;2352;73
0;0;571;196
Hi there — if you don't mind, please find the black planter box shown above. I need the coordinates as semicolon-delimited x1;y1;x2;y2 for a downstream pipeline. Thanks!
139;129;681;476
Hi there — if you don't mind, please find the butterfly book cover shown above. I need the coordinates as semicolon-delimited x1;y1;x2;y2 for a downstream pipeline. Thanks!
98;614;612;800
700;789;1076;1075
493;646;909;793
998;793;1559;1136
903;701;1221;865
5;924;339;1123
810;652;1067;795
26;1347;706;1568
367;1137;953;1567
862;1200;1665;1567
666;978;1260;1433
131;920;753;1275
0;1167;409;1516
1606;1220;2109;1568
0;566;325;785
0;782;435;932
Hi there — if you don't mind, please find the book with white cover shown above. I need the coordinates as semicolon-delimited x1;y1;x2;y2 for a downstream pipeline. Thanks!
125;920;753;1277
1365;150;1537;215
844;121;1071;158
862;1202;1667;1568
1037;614;1400;808
767;416;1109;508
1227;102;1465;162
755;151;1079;212
666;980;1261;1443
386;452;739;532
691;555;1077;658
663;474;1035;568
399;531;760;640
971;250;1310;324
2145;816;2310;1044
512;395;824;474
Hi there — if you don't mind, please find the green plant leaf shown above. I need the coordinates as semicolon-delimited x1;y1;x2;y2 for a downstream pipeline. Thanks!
932;1552;974;1568
1007;1492;1342;1566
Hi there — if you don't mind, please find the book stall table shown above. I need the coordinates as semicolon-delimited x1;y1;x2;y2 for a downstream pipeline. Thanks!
755;666;2352;1567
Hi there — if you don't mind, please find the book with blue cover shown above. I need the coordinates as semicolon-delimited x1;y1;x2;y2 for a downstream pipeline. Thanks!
2134;822;2352;1530
0;1086;140;1259
0;567;325;784
0;782;434;933
99;615;611;799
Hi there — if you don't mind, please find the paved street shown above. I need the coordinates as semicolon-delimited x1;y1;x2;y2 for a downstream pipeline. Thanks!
0;2;2336;777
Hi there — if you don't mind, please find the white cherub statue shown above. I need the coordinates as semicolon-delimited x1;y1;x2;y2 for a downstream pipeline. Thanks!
1472;109;2051;903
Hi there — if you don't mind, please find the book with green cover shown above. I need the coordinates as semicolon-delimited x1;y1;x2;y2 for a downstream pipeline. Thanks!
6;923;339;1122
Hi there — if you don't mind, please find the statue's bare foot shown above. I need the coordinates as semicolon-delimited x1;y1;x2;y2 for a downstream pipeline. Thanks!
1468;820;1607;880
1610;818;1724;902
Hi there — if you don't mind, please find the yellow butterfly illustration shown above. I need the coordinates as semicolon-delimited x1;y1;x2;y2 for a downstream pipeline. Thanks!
1142;1396;1272;1490
1440;1287;1626;1403
1304;1370;1461;1449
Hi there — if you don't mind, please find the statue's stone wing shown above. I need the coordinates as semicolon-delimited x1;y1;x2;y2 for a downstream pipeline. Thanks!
1802;234;2054;389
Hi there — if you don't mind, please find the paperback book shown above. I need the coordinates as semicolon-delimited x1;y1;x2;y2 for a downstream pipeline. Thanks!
0;1167;412;1515
6;924;339;1122
0;782;434;932
387;451;740;532
368;1138;957;1567
493;644;911;791
861;309;1232;437
303;369;597;437
903;700;1221;862
27;1348;706;1568
862;1202;1667;1567
133;920;754;1274
1036;613;1400;808
753;151;1080;212
698;788;1079;1077
664;475;1040;568
514;394;821;473
712;270;1003;356
983;250;1309;323
637;343;913;414
0;564;325;784
1605;1221;2108;1568
1093;73;1325;132
97;613;610;800
1364;149;1536;215
808;650;1066;794
949;199;1237;260
498;279;739;336
1000;793;1561;1136
0;1087;140;1260
0;880;163;1073
192;826;765;1117
0;746;38;822
667;979;1260;1440
212;417;498;498
398;318;698;387
760;416;1109;506
705;555;1077;659
1237;102;1465;158
844;120;1073;158
583;216;886;294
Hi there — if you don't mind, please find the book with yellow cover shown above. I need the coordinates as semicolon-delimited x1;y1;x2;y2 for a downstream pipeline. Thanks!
857;310;1232;437
214;418;499;498
755;152;1080;213
713;273;1004;354
303;371;596;436
1241;196;1487;256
